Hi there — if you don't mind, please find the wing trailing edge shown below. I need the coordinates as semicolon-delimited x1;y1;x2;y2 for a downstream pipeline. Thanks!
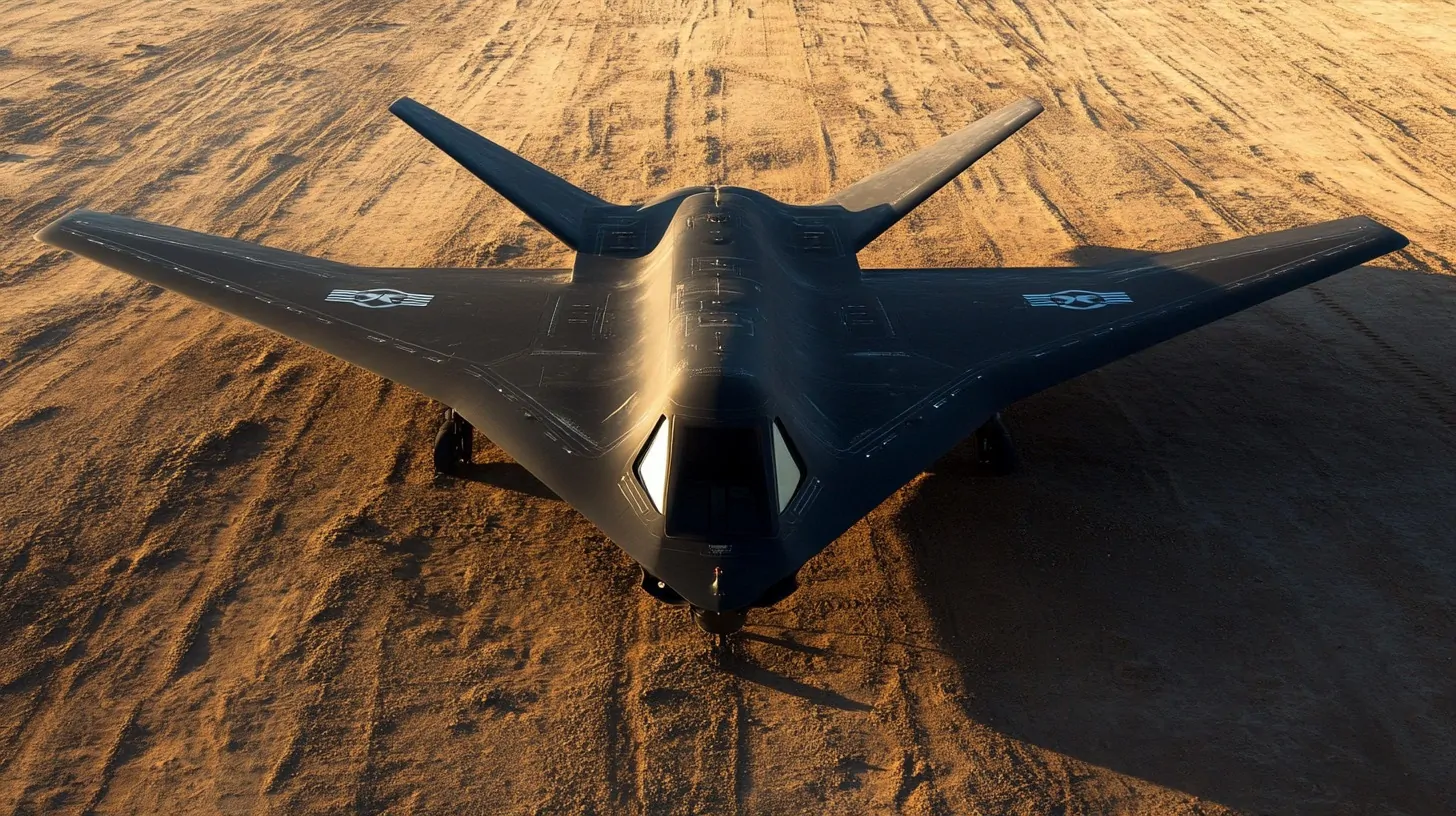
390;97;613;252
820;97;1044;251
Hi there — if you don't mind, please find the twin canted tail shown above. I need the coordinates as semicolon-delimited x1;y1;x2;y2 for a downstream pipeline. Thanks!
816;97;1043;251
390;97;610;252
392;95;1042;254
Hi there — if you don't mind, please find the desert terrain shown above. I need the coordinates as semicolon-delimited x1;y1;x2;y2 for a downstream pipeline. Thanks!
1;0;1454;813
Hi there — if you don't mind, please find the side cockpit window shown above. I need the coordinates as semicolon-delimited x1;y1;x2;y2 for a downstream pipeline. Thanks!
636;416;670;514
771;420;801;512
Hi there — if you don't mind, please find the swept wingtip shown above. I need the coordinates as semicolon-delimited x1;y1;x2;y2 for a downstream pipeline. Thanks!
973;96;1044;133
992;96;1044;123
1370;217;1409;250
33;208;92;246
1383;224;1410;253
388;96;426;120
1344;215;1409;253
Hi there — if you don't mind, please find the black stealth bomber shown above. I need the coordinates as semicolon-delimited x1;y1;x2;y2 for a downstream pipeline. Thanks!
36;96;1409;637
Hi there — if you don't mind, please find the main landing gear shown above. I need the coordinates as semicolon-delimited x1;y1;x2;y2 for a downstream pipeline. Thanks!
433;408;474;477
971;411;1017;476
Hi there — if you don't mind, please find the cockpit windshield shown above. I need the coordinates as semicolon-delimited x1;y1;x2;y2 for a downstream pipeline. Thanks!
634;418;805;538
666;424;772;537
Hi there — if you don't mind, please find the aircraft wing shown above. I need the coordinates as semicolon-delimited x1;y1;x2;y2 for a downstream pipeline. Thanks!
36;210;658;532
777;216;1408;551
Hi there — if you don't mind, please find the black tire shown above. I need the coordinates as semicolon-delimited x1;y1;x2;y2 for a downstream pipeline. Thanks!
434;409;475;476
972;413;1017;476
433;421;459;475
459;417;473;463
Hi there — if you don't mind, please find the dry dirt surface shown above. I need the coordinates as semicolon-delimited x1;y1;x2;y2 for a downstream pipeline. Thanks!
2;0;1454;813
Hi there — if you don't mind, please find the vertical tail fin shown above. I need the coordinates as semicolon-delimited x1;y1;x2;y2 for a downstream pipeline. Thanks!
390;97;611;251
820;97;1043;251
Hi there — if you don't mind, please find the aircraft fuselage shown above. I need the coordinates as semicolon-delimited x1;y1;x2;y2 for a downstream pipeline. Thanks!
592;188;857;612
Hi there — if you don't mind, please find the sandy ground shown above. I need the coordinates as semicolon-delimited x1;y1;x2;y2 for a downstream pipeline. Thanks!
1;0;1454;813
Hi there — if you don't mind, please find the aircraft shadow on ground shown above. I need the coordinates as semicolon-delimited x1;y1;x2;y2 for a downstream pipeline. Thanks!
726;641;874;712
897;262;1453;814
1056;244;1158;267
459;461;560;500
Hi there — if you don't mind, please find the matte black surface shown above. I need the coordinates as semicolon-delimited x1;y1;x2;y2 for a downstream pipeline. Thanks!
822;96;1046;250
389;97;612;251
35;97;1410;613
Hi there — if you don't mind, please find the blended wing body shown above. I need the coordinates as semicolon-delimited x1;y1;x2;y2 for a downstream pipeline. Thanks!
34;96;1411;619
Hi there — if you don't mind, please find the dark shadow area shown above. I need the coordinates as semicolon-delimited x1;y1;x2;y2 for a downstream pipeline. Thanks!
900;263;1456;814
1057;244;1158;268
746;624;951;660
459;461;560;500
739;630;830;657
727;650;873;713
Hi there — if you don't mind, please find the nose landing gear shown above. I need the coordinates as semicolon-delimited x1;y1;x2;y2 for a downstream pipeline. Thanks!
691;607;747;636
691;607;747;663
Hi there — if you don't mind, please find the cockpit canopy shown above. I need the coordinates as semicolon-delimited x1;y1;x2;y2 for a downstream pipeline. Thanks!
635;417;802;538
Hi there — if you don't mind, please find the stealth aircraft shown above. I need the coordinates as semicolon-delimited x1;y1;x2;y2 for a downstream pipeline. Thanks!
36;97;1409;640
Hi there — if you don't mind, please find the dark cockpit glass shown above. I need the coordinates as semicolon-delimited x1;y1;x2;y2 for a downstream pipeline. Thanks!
665;424;773;538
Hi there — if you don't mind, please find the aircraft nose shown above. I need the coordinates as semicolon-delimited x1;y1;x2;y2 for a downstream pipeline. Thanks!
652;550;798;613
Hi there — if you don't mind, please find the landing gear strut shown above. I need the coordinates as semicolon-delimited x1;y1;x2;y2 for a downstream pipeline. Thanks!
433;408;473;476
971;411;1017;476
692;607;747;663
